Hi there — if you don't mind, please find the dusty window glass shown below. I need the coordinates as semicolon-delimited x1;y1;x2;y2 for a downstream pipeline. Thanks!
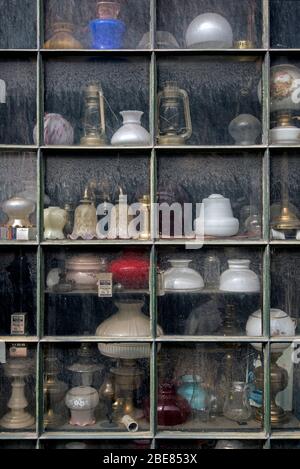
0;248;37;336
44;247;151;336
156;0;263;49
43;344;150;433
43;0;151;50
42;151;150;242
0;58;37;145
43;56;150;146
157;56;262;146
0;152;37;243
157;151;263;241
157;247;263;337
0;0;37;49
270;0;300;49
157;343;264;432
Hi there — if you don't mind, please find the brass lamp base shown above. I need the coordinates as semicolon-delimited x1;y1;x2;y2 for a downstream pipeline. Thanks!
255;355;289;425
271;206;300;231
234;40;254;49
158;134;187;145
80;135;107;146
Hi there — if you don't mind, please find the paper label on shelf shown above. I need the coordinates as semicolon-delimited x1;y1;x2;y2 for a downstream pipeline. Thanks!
0;341;6;363
9;344;28;358
97;273;113;297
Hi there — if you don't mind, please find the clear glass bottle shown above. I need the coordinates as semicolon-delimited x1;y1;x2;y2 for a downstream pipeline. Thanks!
203;255;220;289
223;381;252;423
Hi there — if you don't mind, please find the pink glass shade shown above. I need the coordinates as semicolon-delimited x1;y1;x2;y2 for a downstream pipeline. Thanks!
97;1;120;19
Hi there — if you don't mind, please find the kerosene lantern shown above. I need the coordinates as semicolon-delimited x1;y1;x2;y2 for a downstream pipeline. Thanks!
81;84;107;146
90;1;126;50
270;64;300;144
157;82;192;145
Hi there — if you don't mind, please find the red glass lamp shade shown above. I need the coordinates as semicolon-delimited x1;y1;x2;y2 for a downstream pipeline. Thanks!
144;383;191;426
97;1;120;19
109;251;149;289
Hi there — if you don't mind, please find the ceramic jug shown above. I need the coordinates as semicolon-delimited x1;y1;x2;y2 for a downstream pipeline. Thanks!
111;111;151;146
200;194;239;237
44;206;67;240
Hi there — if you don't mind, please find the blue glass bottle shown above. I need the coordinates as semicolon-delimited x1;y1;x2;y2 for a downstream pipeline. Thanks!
90;19;126;49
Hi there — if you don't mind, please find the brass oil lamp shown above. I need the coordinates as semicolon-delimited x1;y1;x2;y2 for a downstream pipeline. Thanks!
81;84;107;146
254;353;289;424
108;359;144;421
157;82;192;145
271;155;300;237
43;353;67;428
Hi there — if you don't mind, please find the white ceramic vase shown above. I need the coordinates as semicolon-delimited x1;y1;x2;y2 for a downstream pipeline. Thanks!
200;194;239;237
185;13;233;49
44;206;67;240
163;259;204;292
65;386;99;427
111;111;151;146
220;259;260;293
96;300;163;359
246;308;296;353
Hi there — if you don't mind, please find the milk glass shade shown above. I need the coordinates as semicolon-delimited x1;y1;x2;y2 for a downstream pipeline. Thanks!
220;259;260;293
163;259;204;292
96;300;163;359
185;13;233;49
229;114;262;145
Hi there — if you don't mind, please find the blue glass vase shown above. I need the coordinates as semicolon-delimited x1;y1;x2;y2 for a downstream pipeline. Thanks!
90;19;126;49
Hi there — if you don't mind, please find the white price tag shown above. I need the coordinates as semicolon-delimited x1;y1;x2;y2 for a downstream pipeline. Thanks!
0;341;6;364
97;273;113;298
